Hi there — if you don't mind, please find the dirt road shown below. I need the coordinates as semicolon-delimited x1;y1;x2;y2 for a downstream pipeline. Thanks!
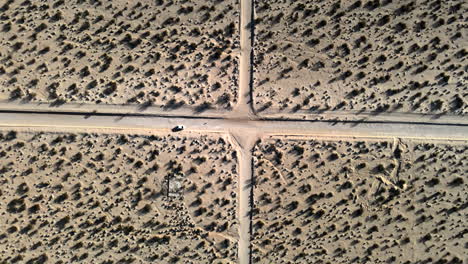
1;112;466;140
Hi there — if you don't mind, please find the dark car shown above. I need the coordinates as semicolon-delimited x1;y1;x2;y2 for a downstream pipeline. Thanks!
171;125;185;132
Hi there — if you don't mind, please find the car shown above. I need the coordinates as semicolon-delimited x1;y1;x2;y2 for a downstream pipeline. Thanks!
171;125;185;132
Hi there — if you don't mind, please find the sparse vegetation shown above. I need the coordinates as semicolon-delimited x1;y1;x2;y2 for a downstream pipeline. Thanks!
0;0;240;111
252;138;467;263
0;130;238;263
253;0;467;116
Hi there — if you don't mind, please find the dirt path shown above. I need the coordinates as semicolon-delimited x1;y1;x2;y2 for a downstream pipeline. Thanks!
229;131;256;264
233;0;254;121
236;0;255;260
1;113;467;141
1;102;466;125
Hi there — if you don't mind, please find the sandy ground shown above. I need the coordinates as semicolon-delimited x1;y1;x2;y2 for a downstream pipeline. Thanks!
1;113;467;263
0;129;238;263
0;0;239;111
0;113;468;263
252;136;467;263
0;0;467;263
253;0;467;118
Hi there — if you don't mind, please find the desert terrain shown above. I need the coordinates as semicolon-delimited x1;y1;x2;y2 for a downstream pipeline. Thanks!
252;136;467;263
0;0;239;112
0;129;238;263
0;0;467;263
253;0;467;118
